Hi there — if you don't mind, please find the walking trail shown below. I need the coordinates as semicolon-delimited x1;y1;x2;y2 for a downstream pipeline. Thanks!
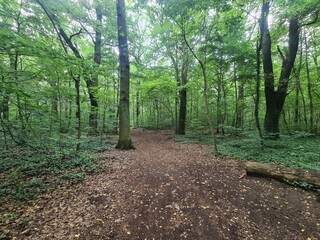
1;130;319;239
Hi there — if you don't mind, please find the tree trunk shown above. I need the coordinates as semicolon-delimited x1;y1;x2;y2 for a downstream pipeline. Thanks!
88;7;103;135
170;53;180;134
304;30;314;133
177;88;187;134
1;72;9;120
234;63;245;129
233;63;238;128
293;35;303;126
216;55;223;134
115;0;134;150
245;161;320;187
177;44;189;135
261;1;300;138
1;90;9;120
74;74;81;151
136;86;140;128
255;36;263;141
261;1;277;137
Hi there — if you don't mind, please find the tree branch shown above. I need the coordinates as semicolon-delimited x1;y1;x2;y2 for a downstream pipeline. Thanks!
70;28;85;41
79;22;95;43
299;10;319;28
35;0;68;53
277;45;285;61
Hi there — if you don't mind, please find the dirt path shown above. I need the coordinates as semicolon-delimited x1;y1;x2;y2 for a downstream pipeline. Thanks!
1;130;319;239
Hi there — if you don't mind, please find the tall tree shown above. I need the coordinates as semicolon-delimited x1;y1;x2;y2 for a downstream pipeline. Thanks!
115;0;134;149
36;0;102;135
260;0;319;138
87;6;103;135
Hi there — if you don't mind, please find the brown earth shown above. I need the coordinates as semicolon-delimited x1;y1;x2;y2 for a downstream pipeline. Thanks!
1;130;319;239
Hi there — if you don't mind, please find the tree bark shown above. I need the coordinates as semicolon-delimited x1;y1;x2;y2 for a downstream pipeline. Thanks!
70;73;82;151
261;1;277;137
293;37;303;126
177;43;189;135
245;161;320;187
136;84;140;128
216;53;223;134
234;63;245;129
255;17;263;142
115;0;134;149
304;30;314;133
88;7;103;135
261;1;300;138
1;81;10;120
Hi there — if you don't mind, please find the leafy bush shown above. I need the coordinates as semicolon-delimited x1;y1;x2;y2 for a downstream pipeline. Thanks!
0;137;112;202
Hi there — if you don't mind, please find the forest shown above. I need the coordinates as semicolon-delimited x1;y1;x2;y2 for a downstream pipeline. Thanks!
0;0;320;239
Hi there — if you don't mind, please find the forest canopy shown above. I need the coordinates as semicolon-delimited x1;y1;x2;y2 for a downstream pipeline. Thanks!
0;0;320;146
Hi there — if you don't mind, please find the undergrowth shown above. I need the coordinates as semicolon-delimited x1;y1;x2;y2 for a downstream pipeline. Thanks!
0;136;114;202
175;130;320;190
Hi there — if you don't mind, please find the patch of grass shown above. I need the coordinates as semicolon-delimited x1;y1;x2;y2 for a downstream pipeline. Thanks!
0;137;112;202
176;131;320;172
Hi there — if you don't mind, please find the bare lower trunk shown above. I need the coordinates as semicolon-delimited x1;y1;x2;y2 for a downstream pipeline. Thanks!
74;75;81;151
177;46;189;135
115;0;133;149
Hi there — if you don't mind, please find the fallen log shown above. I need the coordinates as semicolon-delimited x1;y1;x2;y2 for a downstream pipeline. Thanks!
245;162;320;187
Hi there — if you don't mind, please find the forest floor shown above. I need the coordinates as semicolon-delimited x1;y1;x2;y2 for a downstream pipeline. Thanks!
1;130;320;240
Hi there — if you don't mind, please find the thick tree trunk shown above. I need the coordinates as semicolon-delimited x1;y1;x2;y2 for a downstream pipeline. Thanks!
177;89;187;134
169;44;188;135
115;0;133;149
261;1;300;138
245;161;320;187
177;45;189;135
261;1;278;137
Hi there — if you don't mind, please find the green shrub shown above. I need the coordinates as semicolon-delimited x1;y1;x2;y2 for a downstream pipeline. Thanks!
0;137;112;202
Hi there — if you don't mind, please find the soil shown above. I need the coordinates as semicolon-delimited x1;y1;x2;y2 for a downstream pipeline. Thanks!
1;130;319;240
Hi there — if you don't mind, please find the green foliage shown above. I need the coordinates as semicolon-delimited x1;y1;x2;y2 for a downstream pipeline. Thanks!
218;136;320;171
56;172;85;185
176;130;320;190
176;131;320;172
0;137;112;202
